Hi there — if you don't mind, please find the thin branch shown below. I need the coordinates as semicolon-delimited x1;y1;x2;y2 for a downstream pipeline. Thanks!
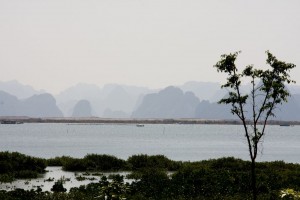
255;89;270;124
258;97;277;142
233;68;254;160
252;76;258;159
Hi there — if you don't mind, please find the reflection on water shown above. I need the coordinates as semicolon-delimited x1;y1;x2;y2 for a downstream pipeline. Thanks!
0;167;130;192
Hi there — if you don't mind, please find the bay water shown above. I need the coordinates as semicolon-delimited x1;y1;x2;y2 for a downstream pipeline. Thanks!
1;123;299;163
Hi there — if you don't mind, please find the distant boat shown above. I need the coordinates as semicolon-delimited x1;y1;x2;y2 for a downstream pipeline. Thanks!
1;120;17;124
280;124;291;127
136;124;144;127
1;120;23;124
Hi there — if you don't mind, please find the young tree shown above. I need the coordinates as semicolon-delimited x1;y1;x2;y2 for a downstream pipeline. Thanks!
214;51;295;200
51;179;67;193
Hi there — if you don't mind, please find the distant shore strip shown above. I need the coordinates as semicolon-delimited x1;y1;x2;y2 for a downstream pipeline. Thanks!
0;117;299;125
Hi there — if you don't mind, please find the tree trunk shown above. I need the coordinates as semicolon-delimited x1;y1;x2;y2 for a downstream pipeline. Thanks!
251;159;257;200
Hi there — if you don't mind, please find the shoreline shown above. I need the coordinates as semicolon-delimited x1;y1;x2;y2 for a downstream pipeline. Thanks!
0;116;299;125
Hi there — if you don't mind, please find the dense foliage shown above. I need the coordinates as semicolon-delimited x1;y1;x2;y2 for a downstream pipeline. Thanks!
127;154;181;171
51;179;67;193
1;152;300;199
47;154;128;171
0;152;46;182
47;154;180;172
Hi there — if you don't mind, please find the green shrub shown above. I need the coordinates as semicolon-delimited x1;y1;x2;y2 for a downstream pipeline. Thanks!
84;154;127;171
46;156;71;166
0;151;46;182
127;154;180;171
51;180;67;193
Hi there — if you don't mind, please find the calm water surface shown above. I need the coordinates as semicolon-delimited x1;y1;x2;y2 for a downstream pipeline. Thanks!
0;166;130;191
0;123;299;162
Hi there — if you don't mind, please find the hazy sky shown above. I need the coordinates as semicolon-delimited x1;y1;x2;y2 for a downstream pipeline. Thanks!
1;0;299;94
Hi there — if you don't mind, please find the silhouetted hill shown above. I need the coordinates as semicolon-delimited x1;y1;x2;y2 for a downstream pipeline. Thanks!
0;91;20;116
21;93;63;117
1;81;300;120
195;95;300;121
103;86;133;113
195;100;236;120
56;83;102;116
179;81;221;101
0;80;44;99
56;83;153;117
132;86;200;118
294;94;300;107
72;100;93;117
0;91;63;117
274;95;300;121
56;83;102;104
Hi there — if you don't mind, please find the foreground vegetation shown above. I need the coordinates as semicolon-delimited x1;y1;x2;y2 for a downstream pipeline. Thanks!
1;152;300;199
0;152;46;182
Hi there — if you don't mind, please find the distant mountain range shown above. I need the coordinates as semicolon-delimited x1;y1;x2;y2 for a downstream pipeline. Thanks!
0;80;300;120
0;80;45;99
132;86;200;118
72;100;93;117
0;91;63;117
55;83;155;117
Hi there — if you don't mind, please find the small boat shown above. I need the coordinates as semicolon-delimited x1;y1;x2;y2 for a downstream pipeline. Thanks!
1;120;23;124
1;120;17;124
279;124;291;127
136;124;144;127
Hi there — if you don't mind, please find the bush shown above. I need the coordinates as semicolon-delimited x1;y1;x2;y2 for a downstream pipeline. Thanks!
61;154;127;171
2;153;300;199
63;158;86;171
84;154;127;171
46;156;71;166
127;154;180;171
133;168;170;199
0;173;14;183
0;151;46;182
51;180;67;193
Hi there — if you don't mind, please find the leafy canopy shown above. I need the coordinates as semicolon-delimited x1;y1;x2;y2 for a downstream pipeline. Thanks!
214;51;295;123
214;51;295;160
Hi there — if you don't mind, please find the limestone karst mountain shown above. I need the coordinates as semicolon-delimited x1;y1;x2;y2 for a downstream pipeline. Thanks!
179;81;221;102
132;86;200;118
72;100;93;117
194;96;300;121
56;83;153;117
0;90;20;116
0;91;63;117
0;80;44;99
195;100;235;120
1;81;300;120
